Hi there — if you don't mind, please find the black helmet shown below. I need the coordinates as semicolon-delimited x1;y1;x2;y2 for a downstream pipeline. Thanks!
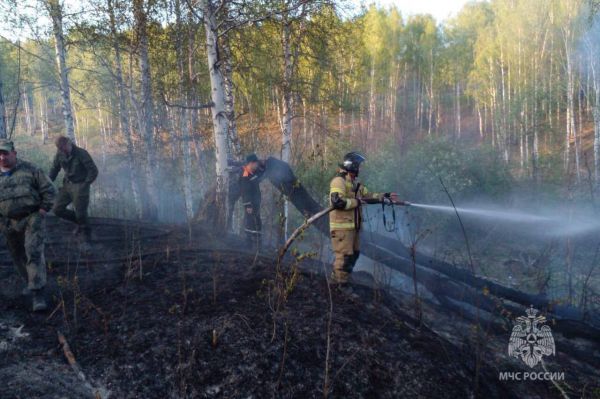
245;153;259;163
340;152;366;173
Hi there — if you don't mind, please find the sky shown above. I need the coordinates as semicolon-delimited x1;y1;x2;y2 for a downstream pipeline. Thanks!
351;0;473;22
0;0;475;42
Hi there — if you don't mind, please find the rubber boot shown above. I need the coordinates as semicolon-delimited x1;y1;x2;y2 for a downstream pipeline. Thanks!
31;289;47;312
336;283;354;296
82;225;92;242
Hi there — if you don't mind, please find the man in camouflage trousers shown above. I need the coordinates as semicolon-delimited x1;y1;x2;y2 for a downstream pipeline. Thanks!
0;139;56;311
49;136;98;241
329;152;398;291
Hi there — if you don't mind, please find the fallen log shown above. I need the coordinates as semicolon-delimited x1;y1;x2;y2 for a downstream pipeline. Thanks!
360;240;600;342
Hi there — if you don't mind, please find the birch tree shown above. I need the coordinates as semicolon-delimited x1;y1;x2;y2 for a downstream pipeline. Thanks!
45;0;76;142
275;0;326;238
198;0;231;229
0;64;7;139
132;0;159;219
220;8;241;160
174;0;194;222
583;17;600;182
106;0;145;218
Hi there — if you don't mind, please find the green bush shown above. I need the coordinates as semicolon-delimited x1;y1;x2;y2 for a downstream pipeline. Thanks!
365;136;513;205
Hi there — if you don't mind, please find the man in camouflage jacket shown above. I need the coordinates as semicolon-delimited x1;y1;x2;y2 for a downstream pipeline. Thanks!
0;139;56;311
49;136;98;241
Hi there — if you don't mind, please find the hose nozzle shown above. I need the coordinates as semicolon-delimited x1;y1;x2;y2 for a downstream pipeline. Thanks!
381;198;411;206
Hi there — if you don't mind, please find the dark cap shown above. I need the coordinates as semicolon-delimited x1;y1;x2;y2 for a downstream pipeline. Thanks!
0;139;15;152
245;153;259;163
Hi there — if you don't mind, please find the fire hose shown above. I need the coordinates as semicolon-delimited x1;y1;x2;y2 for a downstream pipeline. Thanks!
277;199;411;264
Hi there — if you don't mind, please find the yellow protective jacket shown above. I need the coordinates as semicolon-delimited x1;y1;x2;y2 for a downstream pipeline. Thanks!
329;172;382;231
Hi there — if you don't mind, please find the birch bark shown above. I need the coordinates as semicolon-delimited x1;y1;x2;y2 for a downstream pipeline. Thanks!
201;0;230;227
46;0;76;142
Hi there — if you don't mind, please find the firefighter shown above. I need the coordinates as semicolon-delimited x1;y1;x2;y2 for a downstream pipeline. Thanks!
240;153;264;250
329;152;398;288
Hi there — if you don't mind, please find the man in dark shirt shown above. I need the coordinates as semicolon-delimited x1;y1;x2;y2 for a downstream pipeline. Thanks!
240;154;263;249
49;136;98;241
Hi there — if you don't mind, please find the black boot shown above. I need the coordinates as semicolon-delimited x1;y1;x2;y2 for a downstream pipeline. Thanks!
31;289;47;312
82;225;92;242
337;283;354;296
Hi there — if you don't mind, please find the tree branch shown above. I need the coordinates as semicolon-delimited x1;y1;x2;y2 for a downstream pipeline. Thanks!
8;43;22;140
162;92;213;110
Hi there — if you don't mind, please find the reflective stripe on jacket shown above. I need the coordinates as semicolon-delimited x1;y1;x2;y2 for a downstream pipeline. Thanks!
240;166;261;209
329;172;381;231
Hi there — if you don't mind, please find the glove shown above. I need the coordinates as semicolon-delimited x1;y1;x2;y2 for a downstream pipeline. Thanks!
330;193;346;210
384;192;399;202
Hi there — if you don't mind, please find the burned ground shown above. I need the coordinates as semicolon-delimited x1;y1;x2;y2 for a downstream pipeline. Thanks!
0;217;597;398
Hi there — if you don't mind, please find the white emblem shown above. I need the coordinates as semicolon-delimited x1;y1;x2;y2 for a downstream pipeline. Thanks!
508;306;555;368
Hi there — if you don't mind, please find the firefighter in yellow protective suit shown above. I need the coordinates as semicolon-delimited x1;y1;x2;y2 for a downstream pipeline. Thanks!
329;152;398;286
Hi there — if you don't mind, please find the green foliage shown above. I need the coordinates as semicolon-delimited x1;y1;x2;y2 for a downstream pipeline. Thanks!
365;137;513;205
12;135;54;170
2;0;598;218
294;133;353;204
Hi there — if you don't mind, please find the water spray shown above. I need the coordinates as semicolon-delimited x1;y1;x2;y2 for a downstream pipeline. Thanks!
408;203;551;223
406;202;600;237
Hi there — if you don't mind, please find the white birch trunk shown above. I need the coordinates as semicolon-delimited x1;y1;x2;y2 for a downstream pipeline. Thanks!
302;98;307;149
368;58;375;142
280;20;296;240
590;39;600;182
391;62;399;137
563;25;576;175
533;57;539;182
455;82;461;138
23;89;34;136
40;97;48;143
98;104;107;167
428;48;434;135
477;104;483;138
175;0;194;223
0;67;7;139
594;103;600;183
500;44;508;161
133;0;159;219
221;30;241;161
281;23;293;166
47;0;75;142
202;0;230;226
